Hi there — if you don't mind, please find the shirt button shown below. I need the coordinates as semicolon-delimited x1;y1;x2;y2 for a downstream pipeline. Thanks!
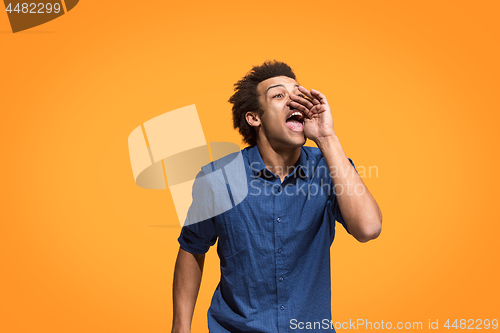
277;217;281;223
278;248;282;254
279;276;284;282
280;305;285;311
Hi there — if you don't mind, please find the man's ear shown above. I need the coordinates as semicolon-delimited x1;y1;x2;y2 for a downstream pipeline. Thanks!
245;111;261;127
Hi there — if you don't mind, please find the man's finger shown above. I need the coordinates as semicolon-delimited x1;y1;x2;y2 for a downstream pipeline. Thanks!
290;94;314;110
310;89;329;105
288;100;311;117
298;86;321;105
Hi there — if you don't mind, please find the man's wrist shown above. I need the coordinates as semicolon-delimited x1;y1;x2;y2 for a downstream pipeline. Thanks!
172;317;191;333
171;325;190;333
315;135;340;151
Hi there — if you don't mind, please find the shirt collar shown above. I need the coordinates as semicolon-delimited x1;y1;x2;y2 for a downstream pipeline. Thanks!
246;145;309;181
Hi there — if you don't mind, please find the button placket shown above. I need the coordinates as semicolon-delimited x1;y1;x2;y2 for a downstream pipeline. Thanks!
275;192;288;331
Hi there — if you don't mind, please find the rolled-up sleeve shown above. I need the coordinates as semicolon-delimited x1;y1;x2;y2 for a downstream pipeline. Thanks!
178;218;217;254
177;169;218;254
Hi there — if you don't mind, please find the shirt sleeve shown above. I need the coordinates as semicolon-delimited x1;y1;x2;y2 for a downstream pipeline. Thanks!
331;157;358;235
178;219;217;254
177;169;218;254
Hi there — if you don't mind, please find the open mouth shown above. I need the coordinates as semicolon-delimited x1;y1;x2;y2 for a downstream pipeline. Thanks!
286;109;305;132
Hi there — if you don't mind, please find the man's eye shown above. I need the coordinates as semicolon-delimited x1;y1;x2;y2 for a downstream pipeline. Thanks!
273;94;284;98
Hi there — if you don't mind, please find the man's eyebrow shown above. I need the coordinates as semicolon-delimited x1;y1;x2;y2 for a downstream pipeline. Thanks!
266;84;300;93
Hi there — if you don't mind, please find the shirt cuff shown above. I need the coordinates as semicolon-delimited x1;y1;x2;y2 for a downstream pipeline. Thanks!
177;225;214;254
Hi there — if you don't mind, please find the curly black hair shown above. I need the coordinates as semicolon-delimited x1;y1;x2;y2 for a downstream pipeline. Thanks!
229;60;296;146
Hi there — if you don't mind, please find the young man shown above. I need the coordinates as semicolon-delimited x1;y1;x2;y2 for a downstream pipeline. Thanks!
172;60;382;333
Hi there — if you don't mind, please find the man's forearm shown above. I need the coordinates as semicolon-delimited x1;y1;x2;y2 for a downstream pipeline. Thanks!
172;246;205;333
316;135;382;242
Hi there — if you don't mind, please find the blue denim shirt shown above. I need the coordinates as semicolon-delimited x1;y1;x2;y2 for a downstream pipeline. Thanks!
178;145;357;333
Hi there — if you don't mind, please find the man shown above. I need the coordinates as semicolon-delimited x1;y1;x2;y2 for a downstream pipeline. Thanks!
172;60;382;333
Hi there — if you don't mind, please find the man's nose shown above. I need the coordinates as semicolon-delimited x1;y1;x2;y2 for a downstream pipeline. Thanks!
287;89;300;104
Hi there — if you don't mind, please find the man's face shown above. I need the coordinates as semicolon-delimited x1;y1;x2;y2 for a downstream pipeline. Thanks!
254;76;307;149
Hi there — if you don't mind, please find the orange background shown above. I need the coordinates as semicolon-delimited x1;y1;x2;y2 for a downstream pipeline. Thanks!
1;1;499;332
